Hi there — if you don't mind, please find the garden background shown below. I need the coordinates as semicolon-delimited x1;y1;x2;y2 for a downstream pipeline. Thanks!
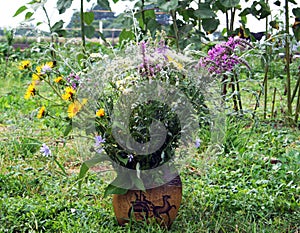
0;0;300;232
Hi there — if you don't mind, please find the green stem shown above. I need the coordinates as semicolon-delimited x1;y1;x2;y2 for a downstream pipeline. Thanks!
170;10;179;51
271;87;277;119
291;75;300;103
295;81;300;123
263;64;269;119
80;0;86;53
43;6;56;59
226;11;229;35
230;8;236;32
43;78;63;99
231;75;238;112
234;74;243;114
141;0;146;33
285;0;292;122
264;0;269;119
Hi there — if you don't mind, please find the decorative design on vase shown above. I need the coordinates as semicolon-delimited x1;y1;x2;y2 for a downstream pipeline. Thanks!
128;191;177;226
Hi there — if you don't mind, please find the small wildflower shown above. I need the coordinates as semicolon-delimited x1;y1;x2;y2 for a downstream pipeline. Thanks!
32;73;40;81
166;55;183;70
195;138;201;148
128;154;134;163
36;66;42;75
24;82;36;100
40;143;51;157
67;100;83;118
37;106;46;119
41;64;52;74
62;87;76;101
46;61;55;68
95;135;105;147
38;62;55;74
54;76;63;83
94;135;105;153
18;60;30;70
96;108;105;117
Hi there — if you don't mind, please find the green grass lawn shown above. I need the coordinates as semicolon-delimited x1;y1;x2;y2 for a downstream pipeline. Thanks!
0;52;299;232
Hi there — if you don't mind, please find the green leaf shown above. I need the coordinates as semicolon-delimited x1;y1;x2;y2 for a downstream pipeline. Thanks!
51;20;64;33
119;29;135;44
97;0;111;10
25;12;34;20
292;22;300;41
55;29;67;37
158;0;179;12
239;8;251;17
84;25;95;38
292;8;300;18
78;154;107;191
270;20;279;30
194;3;217;19
63;123;72;137
288;0;297;4
83;12;94;25
202;18;220;33
77;53;85;65
274;0;281;6
57;0;73;14
13;6;27;17
104;184;128;197
220;0;240;8
129;172;145;191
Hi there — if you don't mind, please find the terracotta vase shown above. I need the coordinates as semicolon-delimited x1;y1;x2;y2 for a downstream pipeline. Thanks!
112;175;182;228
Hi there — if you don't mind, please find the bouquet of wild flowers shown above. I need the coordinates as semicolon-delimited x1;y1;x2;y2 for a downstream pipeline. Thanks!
74;37;213;195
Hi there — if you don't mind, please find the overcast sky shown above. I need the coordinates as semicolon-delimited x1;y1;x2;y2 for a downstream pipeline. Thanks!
0;0;289;33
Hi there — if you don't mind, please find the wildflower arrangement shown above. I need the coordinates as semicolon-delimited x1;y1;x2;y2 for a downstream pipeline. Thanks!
76;37;209;194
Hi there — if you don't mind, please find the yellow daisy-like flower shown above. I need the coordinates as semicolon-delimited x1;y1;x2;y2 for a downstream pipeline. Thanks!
96;108;105;117
37;106;46;119
18;60;31;70
32;73;40;81
54;76;63;83
67;100;84;118
24;82;36;100
62;87;76;101
36;66;42;75
46;61;55;68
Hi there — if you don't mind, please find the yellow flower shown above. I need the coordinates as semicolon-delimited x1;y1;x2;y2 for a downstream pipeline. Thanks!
18;60;31;70
96;108;105;117
46;61;55;68
54;76;63;83
67;99;87;118
166;55;183;70
67;101;82;118
62;87;76;101
24;82;36;100
36;66;42;75
37;106;46;119
32;73;40;81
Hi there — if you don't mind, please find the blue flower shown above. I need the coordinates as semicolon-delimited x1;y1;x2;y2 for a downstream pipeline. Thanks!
95;135;105;147
195;138;201;149
40;143;51;157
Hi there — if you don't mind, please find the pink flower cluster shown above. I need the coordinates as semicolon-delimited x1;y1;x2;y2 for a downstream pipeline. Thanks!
199;37;248;74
